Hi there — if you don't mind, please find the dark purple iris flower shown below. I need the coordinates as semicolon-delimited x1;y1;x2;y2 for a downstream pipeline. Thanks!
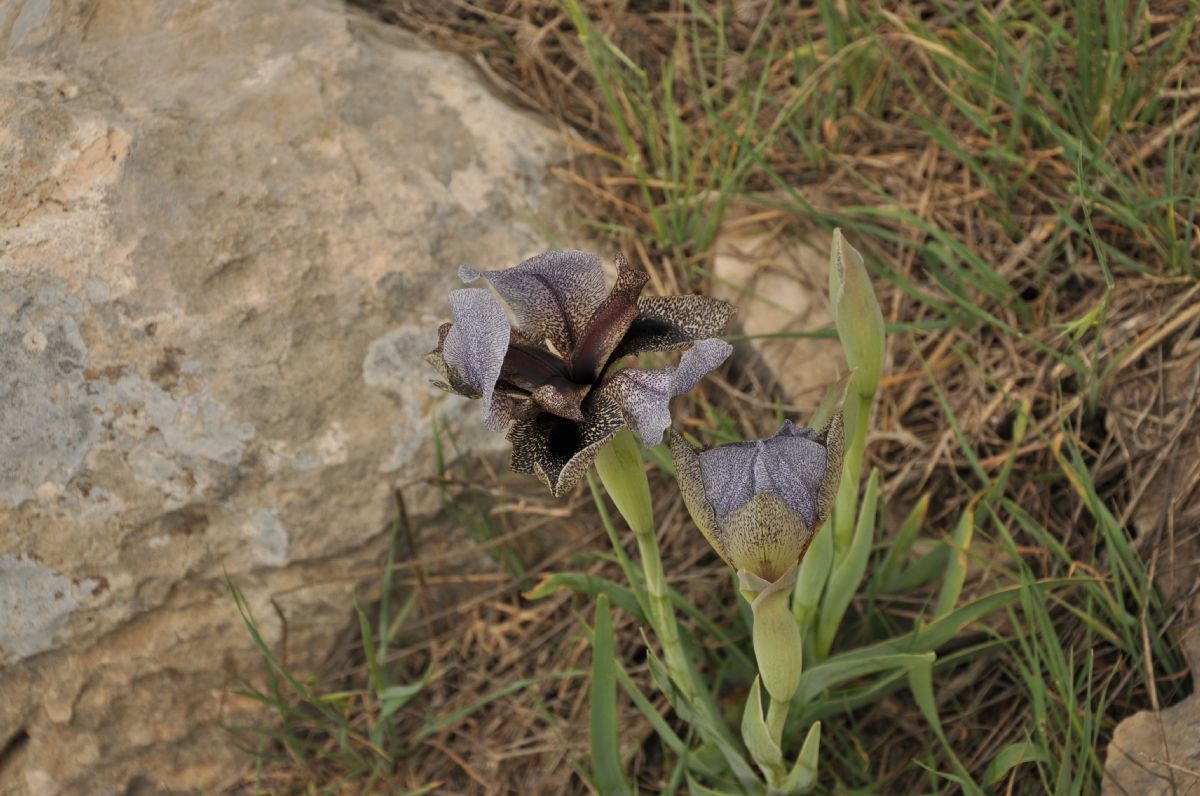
669;416;844;582
427;250;734;496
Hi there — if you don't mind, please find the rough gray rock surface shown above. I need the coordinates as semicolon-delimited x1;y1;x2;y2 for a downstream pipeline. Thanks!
0;0;573;792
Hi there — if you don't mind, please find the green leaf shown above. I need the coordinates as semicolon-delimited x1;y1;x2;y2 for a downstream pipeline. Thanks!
796;652;935;704
817;469;880;656
879;544;950;595
616;663;718;780
933;502;976;620
685;774;744;796
983;741;1049;787
523;573;646;622
645;641;762;790
589;595;631;796
379;679;428;721
413;671;585;742
740;677;783;780
355;593;384;695
874;493;931;592
793;515;833;636
781;721;821;793
908;657;984;796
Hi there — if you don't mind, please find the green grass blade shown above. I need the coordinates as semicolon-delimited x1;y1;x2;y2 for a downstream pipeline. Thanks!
589;595;631;796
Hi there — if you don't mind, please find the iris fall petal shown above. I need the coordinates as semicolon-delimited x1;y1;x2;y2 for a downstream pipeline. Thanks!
605;338;733;447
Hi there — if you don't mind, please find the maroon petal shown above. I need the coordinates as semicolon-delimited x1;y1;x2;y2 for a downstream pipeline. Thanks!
500;334;587;421
567;252;649;384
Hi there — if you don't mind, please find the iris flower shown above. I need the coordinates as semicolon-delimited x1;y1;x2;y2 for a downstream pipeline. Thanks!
669;415;844;583
427;250;734;496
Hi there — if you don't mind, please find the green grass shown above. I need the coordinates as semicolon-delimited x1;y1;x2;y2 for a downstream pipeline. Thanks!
224;513;437;794
519;0;1194;791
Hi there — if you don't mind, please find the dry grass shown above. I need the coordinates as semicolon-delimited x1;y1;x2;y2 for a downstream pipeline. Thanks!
232;2;1200;793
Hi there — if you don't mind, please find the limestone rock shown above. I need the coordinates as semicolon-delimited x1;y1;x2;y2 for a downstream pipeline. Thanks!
0;0;574;792
711;207;843;406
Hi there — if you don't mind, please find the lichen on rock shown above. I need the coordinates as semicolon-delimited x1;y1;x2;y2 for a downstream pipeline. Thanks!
0;0;577;792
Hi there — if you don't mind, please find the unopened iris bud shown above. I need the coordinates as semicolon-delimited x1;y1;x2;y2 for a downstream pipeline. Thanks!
670;416;843;704
669;415;844;584
828;229;884;399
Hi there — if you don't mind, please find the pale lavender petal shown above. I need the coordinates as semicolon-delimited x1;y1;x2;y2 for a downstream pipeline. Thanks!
697;441;760;518
753;421;825;527
442;288;512;431
668;338;732;396
698;419;827;524
606;339;732;447
459;250;607;355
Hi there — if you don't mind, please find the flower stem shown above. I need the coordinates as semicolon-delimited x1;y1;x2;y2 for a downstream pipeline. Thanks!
593;429;742;757
766;696;789;747
594;429;692;698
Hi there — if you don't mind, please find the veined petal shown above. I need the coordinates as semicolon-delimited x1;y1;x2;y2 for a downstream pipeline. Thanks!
507;391;626;497
610;295;735;360
697;419;830;525
438;288;512;432
669;430;733;570
603;339;732;447
460;250;607;356
694;439;760;519
750;421;826;528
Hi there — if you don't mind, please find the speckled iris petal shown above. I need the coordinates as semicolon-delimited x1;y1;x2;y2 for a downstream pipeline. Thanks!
460;250;608;356
721;492;813;583
603;339;733;447
670;429;733;570
610;294;736;361
436;288;512;432
697;419;828;526
508;389;627;497
675;432;820;582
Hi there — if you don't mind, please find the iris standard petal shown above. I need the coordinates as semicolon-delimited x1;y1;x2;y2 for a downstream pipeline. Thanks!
460;250;607;356
610;294;736;360
507;390;627;497
752;421;825;528
697;418;833;525
604;339;733;447
433;288;513;431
